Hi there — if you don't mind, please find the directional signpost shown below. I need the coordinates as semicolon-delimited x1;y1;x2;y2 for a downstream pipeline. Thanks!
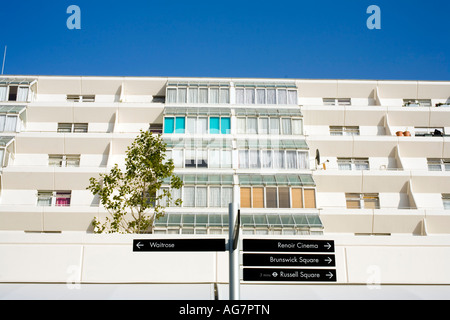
242;239;337;283
133;239;226;252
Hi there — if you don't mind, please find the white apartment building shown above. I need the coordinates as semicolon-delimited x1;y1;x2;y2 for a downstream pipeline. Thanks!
0;76;449;299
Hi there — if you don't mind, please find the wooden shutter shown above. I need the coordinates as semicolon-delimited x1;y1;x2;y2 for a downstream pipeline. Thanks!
252;187;264;208
266;187;277;208
240;187;251;208
291;188;303;208
278;187;290;208
304;189;316;208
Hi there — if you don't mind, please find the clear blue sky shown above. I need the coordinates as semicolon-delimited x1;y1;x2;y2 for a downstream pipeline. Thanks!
0;0;449;80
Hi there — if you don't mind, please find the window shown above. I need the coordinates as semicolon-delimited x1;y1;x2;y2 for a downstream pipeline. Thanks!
66;95;95;102
338;158;370;170
330;126;360;136
57;123;88;133
403;99;431;107
239;149;309;170
49;155;80;167
0;85;29;102
240;187;316;209
415;127;445;137
346;193;379;209
236;116;302;135
443;194;450;210
149;123;163;134
0;115;18;132
235;87;298;105
166;85;230;104
323;98;351;106
427;159;450;171
164;116;230;134
180;186;232;208
37;191;71;207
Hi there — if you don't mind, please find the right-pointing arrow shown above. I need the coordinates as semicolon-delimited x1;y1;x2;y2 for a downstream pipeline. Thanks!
327;272;334;279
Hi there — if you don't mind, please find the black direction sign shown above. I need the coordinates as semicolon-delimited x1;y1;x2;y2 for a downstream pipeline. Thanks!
243;253;335;267
133;239;226;252
243;268;337;282
243;239;334;253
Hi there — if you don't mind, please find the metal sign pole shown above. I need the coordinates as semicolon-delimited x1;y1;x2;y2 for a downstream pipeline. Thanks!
228;202;240;300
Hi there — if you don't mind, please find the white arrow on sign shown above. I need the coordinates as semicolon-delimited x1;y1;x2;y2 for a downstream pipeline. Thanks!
325;257;333;264
136;242;144;250
326;272;334;279
324;242;332;250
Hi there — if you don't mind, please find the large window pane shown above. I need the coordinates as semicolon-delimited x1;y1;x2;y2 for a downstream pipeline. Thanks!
288;90;297;105
196;187;207;207
292;119;303;135
186;117;197;134
210;88;219;104
240;187;251;208
259;118;269;134
199;88;208;103
247;118;258;134
222;187;233;208
278;89;287;105
304;189;316;208
236;89;244;104
188;88;198;103
209;117;220;134
282;118;292;135
185;149;196;168
209;149;220;168
267;89;276;104
245;89;255;104
177;88;187;103
210;187;221;207
270;118;279;134
172;149;183;168
221;117;231;134
221;150;232;168
167;89;177;103
183;187;195;207
266;188;277;208
286;151;297;169
256;89;265;104
249;150;260;169
220;88;229;104
273;150;285;169
5;116;17;132
262;150;272;168
198;117;208;134
197;149;208;168
253;188;264;208
175;117;185;134
237;118;246;134
164;117;174;134
239;150;249;168
278;187;290;208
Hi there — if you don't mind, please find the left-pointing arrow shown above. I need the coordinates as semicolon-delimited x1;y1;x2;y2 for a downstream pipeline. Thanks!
136;242;144;249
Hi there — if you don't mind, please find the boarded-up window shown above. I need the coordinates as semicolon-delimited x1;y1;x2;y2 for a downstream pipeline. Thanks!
240;188;251;208
278;187;290;208
304;189;316;208
252;187;264;208
291;188;303;208
266;188;277;208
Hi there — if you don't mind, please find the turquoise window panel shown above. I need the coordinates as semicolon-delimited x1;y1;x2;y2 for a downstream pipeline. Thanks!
164;117;174;134
175;117;186;133
210;117;220;134
221;117;231;134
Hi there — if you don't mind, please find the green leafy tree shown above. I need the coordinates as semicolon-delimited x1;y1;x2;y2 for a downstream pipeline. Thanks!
87;130;182;234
